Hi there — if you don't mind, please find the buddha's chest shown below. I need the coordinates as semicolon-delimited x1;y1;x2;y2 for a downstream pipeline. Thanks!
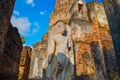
55;36;68;45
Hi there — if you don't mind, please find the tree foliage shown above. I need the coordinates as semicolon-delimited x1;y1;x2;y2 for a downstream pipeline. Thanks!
20;36;26;44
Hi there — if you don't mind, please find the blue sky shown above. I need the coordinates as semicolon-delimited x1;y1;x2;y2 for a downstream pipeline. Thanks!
11;0;102;47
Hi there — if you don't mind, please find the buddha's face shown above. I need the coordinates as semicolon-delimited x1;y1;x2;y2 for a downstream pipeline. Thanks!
59;25;65;35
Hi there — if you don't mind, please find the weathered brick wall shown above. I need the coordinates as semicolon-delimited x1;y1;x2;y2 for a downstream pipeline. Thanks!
18;46;32;80
0;0;23;80
29;34;48;80
50;0;89;27
50;0;75;26
87;3;108;80
69;2;119;80
29;42;42;79
40;33;48;79
88;2;119;79
0;0;16;54
69;0;88;22
70;19;96;80
103;0;120;75
0;23;22;80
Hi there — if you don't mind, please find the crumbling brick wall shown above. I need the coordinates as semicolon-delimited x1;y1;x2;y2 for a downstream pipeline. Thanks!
0;0;23;80
18;46;32;80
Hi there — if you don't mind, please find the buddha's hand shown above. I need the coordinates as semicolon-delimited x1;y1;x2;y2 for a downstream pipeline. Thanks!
48;54;53;64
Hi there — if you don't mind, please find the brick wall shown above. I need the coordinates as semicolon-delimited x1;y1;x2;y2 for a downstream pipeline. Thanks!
103;0;120;75
0;0;23;80
18;46;32;80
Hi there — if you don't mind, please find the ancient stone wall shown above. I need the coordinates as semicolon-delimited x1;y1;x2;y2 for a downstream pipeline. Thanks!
0;0;23;80
39;33;48;79
18;46;32;80
0;0;16;54
69;0;88;22
29;33;48;79
29;42;42;79
70;20;96;80
0;23;22;80
103;0;120;75
87;2;119;79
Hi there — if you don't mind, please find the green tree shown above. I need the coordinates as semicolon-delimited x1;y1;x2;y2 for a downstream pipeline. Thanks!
20;36;26;44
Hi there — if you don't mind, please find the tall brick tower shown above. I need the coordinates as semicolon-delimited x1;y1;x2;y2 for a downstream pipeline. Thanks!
50;0;75;26
49;0;89;27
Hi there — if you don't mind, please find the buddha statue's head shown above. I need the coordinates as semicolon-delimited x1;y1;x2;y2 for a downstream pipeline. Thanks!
57;21;66;35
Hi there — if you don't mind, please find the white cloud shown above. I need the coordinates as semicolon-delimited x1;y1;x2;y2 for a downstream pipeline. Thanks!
33;28;38;33
32;3;35;7
40;11;46;15
32;22;40;34
13;10;20;16
34;22;40;29
26;0;33;4
11;16;31;36
26;0;35;7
